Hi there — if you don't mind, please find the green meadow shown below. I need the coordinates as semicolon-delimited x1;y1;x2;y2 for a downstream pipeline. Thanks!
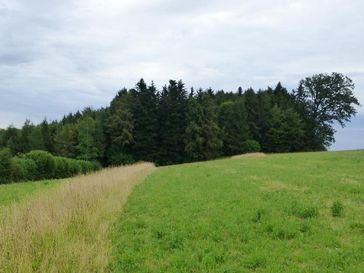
111;151;364;272
0;179;62;208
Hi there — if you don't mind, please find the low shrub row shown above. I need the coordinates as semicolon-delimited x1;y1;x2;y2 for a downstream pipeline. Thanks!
0;148;101;184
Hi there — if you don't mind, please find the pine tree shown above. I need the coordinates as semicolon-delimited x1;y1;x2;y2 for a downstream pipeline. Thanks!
218;100;249;155
158;80;188;165
185;90;222;161
129;79;159;162
106;91;135;165
266;105;305;152
54;123;77;158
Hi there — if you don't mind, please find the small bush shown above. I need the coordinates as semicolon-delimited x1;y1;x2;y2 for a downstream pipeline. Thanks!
243;140;261;153
12;157;38;181
0;149;101;183
298;206;319;219
331;201;344;217
54;157;70;179
252;208;266;223
68;159;82;176
23;150;56;180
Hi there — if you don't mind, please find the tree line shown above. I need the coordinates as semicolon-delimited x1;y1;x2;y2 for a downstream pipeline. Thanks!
0;73;359;167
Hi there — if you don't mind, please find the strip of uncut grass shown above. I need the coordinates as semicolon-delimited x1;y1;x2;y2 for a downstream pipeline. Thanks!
0;163;155;273
111;151;364;272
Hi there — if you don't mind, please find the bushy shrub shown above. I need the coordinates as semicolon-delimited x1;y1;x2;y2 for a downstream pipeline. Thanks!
23;150;56;180
243;140;261;153
0;148;13;184
1;149;102;183
54;157;70;179
68;159;82;176
12;157;38;181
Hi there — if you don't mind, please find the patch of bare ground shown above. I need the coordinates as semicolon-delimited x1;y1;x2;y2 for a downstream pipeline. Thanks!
231;152;266;159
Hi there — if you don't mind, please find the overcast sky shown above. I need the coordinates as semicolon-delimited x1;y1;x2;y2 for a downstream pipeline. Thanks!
0;0;363;150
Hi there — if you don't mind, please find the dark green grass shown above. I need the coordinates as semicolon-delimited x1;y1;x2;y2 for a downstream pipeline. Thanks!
111;151;364;273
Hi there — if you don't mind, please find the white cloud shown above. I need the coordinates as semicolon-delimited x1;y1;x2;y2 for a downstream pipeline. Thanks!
0;0;363;147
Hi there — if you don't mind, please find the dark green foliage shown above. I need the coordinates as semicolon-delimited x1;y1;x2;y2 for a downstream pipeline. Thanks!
54;157;70;178
0;74;359;167
129;79;159;162
185;90;222;161
157;80;188;165
218;100;249;155
22;150;56;180
0;148;13;183
54;123;78;158
332;201;344;217
242;139;261;153
0;150;101;183
266;105;305;152
12;157;38;181
294;73;360;149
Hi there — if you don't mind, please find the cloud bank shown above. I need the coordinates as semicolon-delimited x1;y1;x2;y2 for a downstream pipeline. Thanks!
0;0;363;149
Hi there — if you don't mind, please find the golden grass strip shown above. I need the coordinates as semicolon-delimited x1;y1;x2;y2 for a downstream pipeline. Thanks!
0;163;155;273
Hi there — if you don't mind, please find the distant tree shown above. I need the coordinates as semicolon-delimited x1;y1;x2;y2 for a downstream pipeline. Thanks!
294;73;360;149
158;80;188;165
106;92;135;165
40;119;55;153
0;129;5;147
20;120;34;153
272;82;295;109
107;108;134;148
218;100;249;155
54;123;77;158
266;105;305;152
28;126;46;151
244;88;260;142
256;91;273;151
4;126;22;155
129;79;159;162
76;116;100;161
185;90;222;161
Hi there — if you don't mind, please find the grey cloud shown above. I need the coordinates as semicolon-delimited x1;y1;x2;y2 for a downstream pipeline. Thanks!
0;0;363;150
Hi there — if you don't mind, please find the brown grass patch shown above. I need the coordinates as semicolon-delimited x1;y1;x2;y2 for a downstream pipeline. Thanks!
0;163;155;273
231;152;266;159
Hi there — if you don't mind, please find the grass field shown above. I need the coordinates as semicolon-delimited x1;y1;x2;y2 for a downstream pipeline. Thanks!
0;179;63;208
111;151;364;273
0;163;155;273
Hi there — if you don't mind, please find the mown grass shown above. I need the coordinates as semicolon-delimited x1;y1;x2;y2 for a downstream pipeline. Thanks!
111;151;364;273
0;163;155;273
0;179;63;208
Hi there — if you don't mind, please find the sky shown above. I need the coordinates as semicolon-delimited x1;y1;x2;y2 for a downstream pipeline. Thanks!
0;0;363;150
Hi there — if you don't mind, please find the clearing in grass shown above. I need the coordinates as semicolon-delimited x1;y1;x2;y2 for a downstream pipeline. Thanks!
110;151;364;272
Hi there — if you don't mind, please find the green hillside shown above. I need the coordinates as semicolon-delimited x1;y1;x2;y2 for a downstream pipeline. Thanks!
111;151;364;273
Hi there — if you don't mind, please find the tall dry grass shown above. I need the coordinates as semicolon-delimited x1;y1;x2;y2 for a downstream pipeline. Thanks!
0;163;155;273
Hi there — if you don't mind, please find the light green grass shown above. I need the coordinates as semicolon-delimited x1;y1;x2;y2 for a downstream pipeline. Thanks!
0;179;63;208
111;150;364;273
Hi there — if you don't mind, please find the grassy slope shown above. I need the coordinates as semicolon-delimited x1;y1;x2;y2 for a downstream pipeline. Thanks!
111;151;364;273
